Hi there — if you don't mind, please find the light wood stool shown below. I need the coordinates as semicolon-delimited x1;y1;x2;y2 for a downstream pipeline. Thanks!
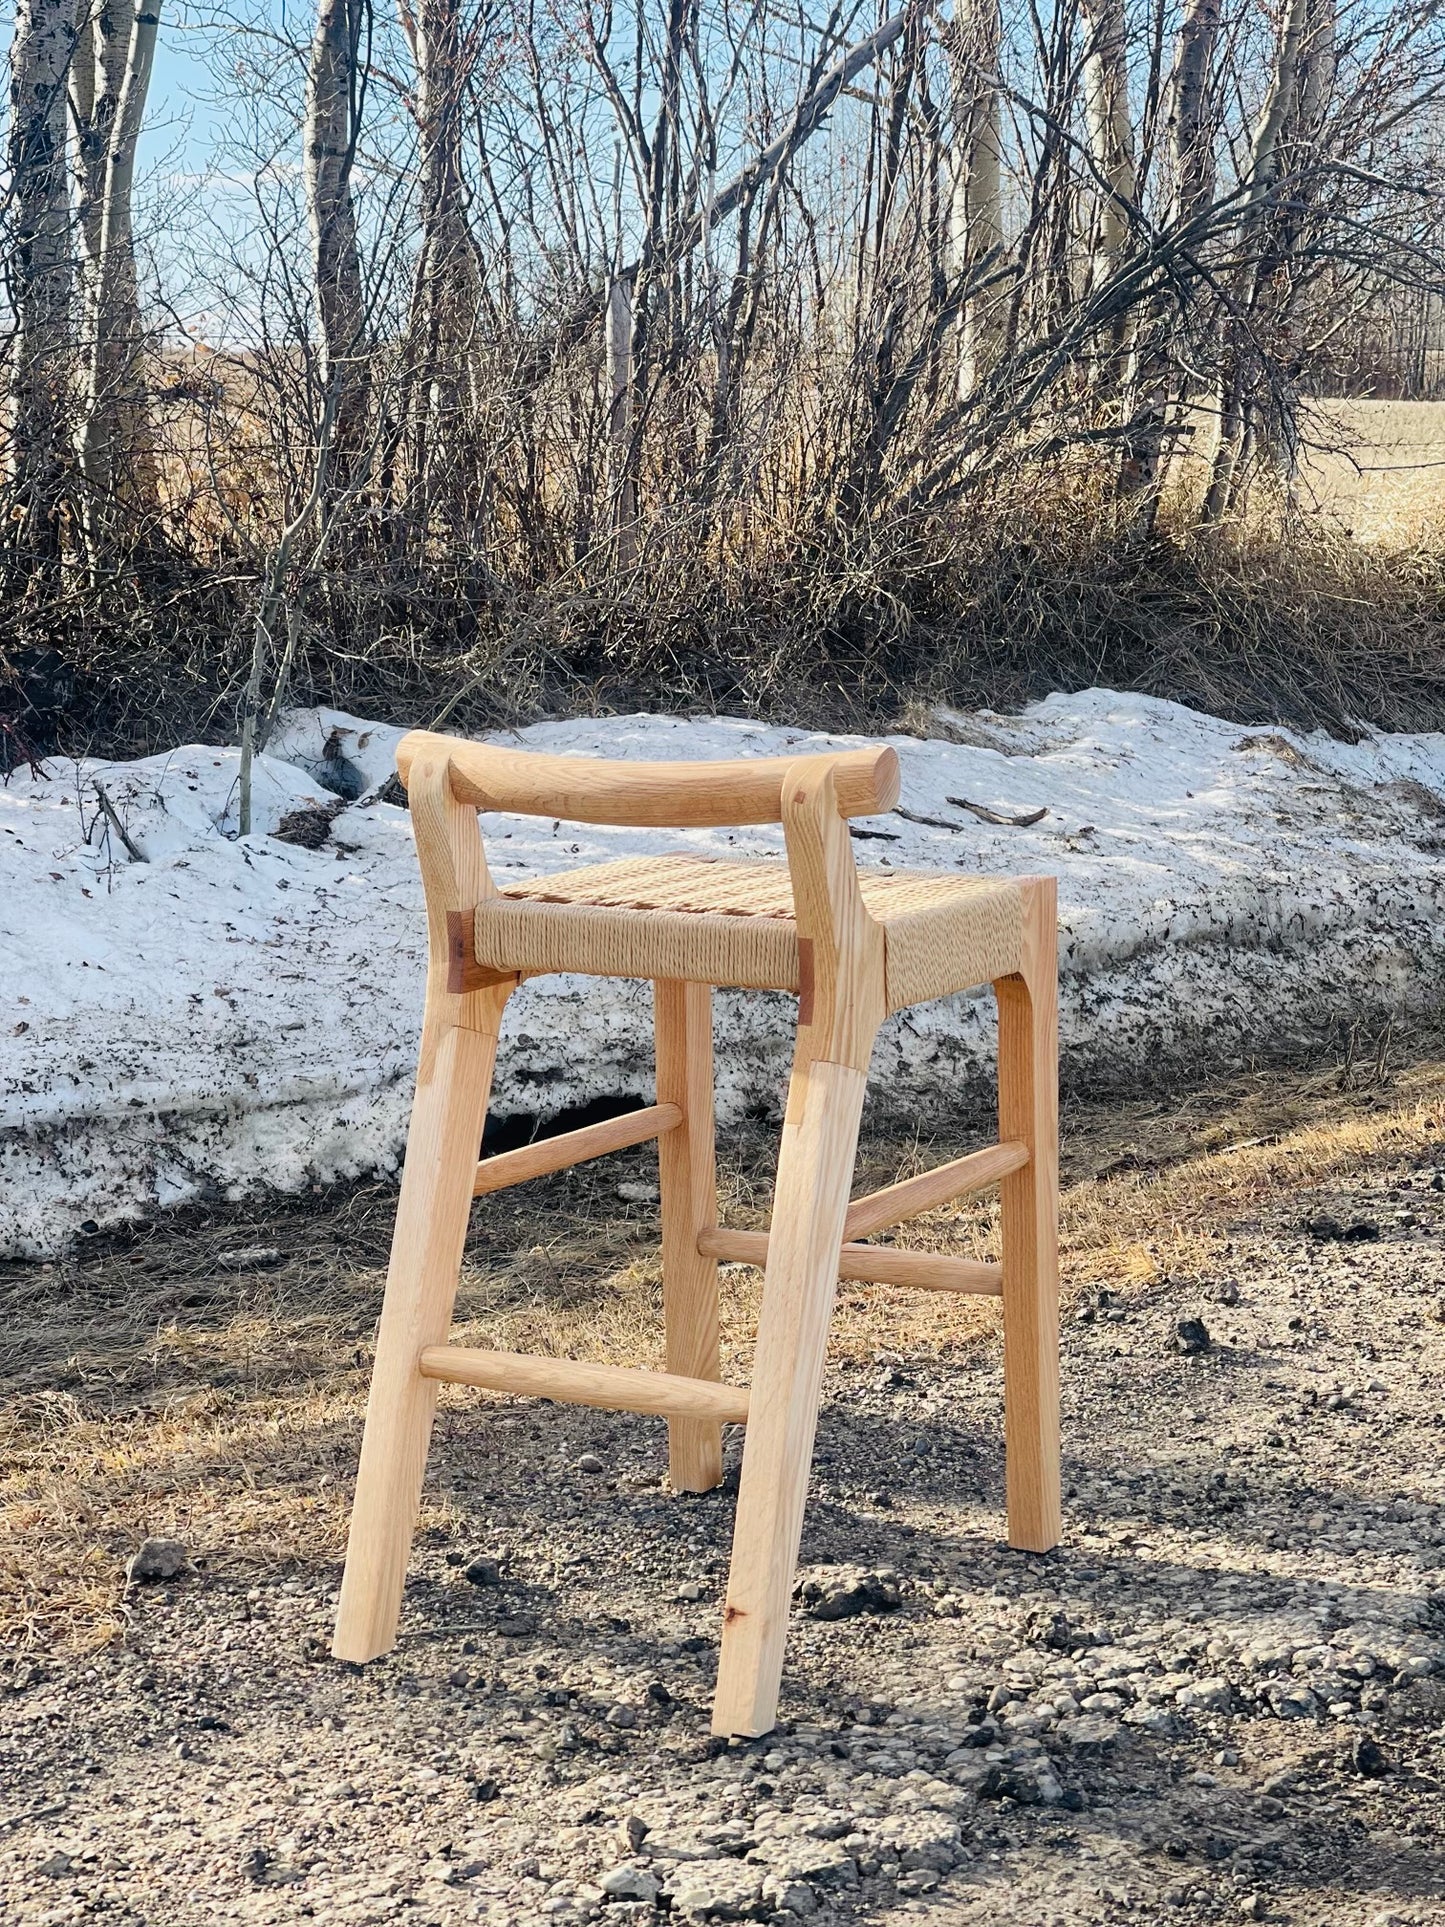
332;729;1061;1737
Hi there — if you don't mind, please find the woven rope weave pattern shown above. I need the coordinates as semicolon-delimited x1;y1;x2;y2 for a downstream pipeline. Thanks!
475;854;1024;1008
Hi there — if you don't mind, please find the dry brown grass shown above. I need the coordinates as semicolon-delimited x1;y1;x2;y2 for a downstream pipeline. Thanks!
1296;400;1445;547
4;1023;1444;1658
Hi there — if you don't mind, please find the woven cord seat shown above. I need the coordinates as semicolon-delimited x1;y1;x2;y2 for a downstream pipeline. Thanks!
332;731;1061;1740
485;854;1024;1007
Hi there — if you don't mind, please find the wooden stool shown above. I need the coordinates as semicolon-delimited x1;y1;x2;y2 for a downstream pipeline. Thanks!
332;729;1061;1737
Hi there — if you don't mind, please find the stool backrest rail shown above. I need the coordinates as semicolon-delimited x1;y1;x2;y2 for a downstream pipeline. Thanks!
396;728;900;828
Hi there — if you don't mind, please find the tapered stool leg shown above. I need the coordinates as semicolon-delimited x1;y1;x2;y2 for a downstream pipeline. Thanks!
655;979;723;1492
333;993;507;1661
996;876;1061;1553
711;1057;867;1737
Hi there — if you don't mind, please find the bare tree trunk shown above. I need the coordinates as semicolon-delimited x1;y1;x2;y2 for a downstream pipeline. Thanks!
607;271;637;567
1202;0;1310;523
1261;0;1336;483
73;0;161;550
1168;0;1221;227
7;0;75;575
404;0;484;543
948;0;1004;397
1079;0;1138;305
1117;0;1221;517
305;0;370;487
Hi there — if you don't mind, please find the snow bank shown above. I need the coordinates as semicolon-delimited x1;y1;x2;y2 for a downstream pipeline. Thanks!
4;692;1445;1257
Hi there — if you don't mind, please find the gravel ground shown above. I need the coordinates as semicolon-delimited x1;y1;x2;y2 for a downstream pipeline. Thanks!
3;1057;1445;1926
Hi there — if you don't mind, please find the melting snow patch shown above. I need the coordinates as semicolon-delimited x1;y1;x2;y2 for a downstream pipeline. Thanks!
3;691;1445;1256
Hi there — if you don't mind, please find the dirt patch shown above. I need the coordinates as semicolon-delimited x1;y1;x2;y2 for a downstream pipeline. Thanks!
2;1030;1444;1923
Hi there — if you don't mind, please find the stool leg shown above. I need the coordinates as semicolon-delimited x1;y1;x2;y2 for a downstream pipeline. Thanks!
333;1002;505;1661
712;1057;866;1737
655;979;723;1492
996;876;1061;1553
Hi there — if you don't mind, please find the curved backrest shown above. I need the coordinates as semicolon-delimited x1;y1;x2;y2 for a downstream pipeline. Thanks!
396;728;900;827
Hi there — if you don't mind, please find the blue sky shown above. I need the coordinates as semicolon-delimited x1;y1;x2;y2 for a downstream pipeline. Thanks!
140;1;297;179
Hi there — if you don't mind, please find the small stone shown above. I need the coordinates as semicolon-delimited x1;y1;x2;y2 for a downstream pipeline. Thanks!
667;1862;764;1920
1080;1690;1125;1716
1056;1715;1118;1749
601;1864;661;1902
472;1777;500;1801
462;1556;501;1587
1267;1683;1319;1720
1176;1677;1233;1714
1125;1705;1175;1736
1175;1318;1212;1355
1305;1215;1378;1242
38;1851;73;1877
606;1703;637;1728
1026;1607;1074;1650
618;1814;650;1854
676;1579;707;1601
1239;1896;1267;1920
126;1537;189;1584
239;1846;269;1881
216;1245;283;1271
577;1453;605;1474
762;1875;818;1916
494;1611;537;1637
1217;1281;1241;1306
980;1763;1044;1805
1351;1734;1388;1777
794;1565;901;1621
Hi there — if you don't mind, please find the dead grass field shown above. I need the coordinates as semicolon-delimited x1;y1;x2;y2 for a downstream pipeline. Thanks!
4;1021;1442;1661
1293;400;1445;545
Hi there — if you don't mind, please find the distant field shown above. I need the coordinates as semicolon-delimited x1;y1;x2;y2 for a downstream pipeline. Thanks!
1297;398;1445;543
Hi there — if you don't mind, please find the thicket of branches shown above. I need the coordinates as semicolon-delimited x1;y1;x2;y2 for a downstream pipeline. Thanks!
4;0;1445;766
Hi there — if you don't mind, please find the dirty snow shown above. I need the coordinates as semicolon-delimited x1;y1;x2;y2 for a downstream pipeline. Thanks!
3;692;1445;1257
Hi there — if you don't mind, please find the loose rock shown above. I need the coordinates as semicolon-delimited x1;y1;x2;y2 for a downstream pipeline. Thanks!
126;1537;189;1583
794;1565;901;1620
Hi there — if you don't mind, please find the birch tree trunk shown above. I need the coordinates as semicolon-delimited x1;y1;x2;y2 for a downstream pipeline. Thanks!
1079;0;1138;307
7;0;76;573
948;0;1005;397
1168;0;1222;227
73;0;161;551
1202;0;1311;523
305;0;370;487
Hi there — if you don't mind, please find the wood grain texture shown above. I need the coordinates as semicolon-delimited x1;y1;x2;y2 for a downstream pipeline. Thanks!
397;729;900;827
332;1010;506;1662
781;762;886;1074
842;1139;1029;1242
712;1057;869;1738
418;1346;750;1423
698;1225;1001;1295
472;1103;680;1197
995;876;1062;1554
655;980;724;1491
333;755;512;1665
